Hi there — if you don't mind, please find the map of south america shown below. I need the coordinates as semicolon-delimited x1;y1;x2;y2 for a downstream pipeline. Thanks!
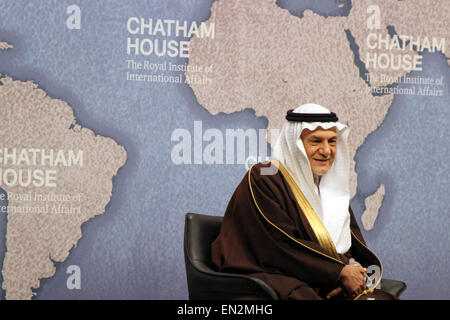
0;42;127;299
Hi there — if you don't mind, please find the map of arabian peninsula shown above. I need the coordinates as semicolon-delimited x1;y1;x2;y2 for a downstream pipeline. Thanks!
186;0;449;231
0;72;127;299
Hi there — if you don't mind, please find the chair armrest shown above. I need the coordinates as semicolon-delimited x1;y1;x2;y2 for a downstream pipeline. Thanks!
187;258;279;300
380;279;407;298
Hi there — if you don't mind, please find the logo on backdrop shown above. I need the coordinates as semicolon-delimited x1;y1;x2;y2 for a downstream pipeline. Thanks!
125;17;215;85
66;5;81;30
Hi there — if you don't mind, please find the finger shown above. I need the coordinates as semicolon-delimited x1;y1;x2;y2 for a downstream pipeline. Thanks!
357;284;366;297
355;286;364;297
359;274;367;289
326;287;342;299
360;282;366;291
326;288;341;299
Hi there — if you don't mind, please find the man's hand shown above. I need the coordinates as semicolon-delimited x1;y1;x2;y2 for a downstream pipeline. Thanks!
338;265;367;298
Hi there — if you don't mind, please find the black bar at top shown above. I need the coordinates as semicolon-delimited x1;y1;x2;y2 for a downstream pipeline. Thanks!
286;109;339;122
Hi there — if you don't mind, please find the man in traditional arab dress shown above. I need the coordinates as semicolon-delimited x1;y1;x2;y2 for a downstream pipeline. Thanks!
211;103;395;300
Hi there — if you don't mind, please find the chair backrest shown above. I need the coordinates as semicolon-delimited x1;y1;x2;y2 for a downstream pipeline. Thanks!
184;212;278;300
184;212;222;270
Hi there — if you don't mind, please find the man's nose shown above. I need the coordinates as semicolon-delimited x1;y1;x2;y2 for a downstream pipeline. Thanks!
319;142;331;157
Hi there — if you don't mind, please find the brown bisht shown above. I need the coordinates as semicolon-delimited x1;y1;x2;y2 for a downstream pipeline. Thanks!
211;161;392;300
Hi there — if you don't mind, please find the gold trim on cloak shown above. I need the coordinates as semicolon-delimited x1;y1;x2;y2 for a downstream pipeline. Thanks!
248;161;343;264
271;160;341;260
351;230;384;299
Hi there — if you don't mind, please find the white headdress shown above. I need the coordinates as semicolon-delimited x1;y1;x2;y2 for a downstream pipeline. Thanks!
272;103;351;254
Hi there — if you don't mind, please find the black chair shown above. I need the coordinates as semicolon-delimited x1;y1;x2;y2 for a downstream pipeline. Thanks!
184;212;278;299
184;212;406;300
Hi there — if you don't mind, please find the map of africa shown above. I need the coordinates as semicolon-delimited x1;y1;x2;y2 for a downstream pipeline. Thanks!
186;0;449;230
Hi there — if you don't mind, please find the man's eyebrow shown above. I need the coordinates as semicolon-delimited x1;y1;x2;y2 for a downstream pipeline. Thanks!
309;135;337;140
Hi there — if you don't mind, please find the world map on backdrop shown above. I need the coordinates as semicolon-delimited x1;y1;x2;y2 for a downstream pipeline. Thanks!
0;0;448;299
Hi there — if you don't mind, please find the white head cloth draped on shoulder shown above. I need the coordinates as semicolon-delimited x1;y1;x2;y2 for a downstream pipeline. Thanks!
272;103;351;254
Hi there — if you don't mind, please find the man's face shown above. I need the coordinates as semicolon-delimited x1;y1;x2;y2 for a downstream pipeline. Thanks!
300;127;337;178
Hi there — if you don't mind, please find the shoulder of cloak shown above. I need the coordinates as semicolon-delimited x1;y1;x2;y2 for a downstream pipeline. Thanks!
242;162;338;259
